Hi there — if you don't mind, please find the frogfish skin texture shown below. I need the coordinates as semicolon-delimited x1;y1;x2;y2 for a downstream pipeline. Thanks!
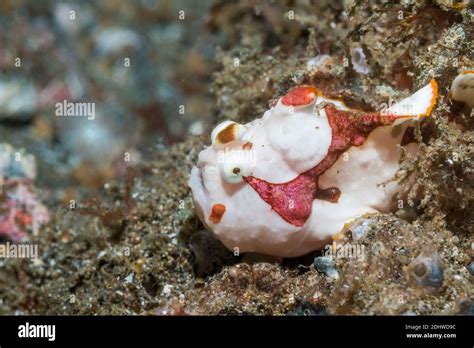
189;80;438;257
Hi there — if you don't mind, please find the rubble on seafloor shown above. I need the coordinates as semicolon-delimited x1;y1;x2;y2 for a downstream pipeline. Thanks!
0;0;472;315
0;144;49;242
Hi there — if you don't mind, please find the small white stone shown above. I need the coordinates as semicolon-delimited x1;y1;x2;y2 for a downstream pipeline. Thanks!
161;284;173;296
350;219;371;241
124;273;134;284
450;71;474;108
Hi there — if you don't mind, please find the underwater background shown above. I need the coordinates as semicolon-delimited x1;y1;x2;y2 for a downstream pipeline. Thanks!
0;0;472;315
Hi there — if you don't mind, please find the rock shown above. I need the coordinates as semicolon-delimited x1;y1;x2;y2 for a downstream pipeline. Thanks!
0;77;38;121
467;262;474;276
457;298;474;316
188;229;234;277
290;300;329;316
306;54;331;70
395;207;418;222
0;183;49;241
406;247;444;292
94;27;141;55
0;145;48;241
0;143;37;180
351;47;370;75
313;256;339;279
349;218;372;241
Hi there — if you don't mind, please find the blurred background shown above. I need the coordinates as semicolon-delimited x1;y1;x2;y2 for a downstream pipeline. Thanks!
0;0;217;198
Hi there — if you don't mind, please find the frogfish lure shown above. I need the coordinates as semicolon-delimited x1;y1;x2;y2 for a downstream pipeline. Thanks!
189;80;438;257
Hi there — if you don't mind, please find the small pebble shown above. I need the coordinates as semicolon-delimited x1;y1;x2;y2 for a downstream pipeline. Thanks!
0;77;38;121
290;300;329;316
313;256;339;279
350;218;371;241
467;262;474;276
407;247;444;292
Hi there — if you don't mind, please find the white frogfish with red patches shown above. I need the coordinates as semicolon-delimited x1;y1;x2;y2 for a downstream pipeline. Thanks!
188;80;438;257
